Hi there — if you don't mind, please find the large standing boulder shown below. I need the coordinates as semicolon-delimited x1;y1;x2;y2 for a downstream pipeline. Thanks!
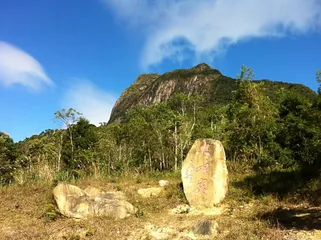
181;139;228;208
52;183;136;219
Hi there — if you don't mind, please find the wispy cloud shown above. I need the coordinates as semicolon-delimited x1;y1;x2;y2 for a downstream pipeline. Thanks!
103;0;321;68
62;80;117;125
0;41;53;90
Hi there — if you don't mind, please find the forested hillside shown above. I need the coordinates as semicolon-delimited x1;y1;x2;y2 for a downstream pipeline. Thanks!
1;66;321;190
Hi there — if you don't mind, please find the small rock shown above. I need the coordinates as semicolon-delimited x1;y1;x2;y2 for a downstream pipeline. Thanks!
137;187;163;198
170;204;191;214
159;180;169;187
151;227;176;240
193;219;218;236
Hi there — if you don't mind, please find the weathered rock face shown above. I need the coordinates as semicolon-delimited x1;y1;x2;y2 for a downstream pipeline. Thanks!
52;183;136;219
181;139;228;208
108;63;316;123
109;64;227;122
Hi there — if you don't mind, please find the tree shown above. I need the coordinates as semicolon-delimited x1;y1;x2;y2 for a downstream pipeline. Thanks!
54;108;82;169
0;132;18;185
228;65;278;168
168;93;202;170
125;107;153;171
71;118;98;170
316;70;321;109
277;91;319;168
129;103;175;171
96;122;127;173
317;70;321;94
234;65;263;108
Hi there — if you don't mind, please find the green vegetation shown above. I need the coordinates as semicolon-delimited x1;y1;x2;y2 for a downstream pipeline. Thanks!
0;132;18;185
1;63;321;239
0;66;320;205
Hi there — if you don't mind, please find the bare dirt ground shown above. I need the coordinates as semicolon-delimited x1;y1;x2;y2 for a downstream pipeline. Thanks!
0;175;320;240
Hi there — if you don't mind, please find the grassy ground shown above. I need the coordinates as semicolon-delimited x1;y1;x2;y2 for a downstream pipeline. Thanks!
0;167;320;240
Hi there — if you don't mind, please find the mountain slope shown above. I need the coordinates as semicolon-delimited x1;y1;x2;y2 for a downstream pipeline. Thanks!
109;63;316;122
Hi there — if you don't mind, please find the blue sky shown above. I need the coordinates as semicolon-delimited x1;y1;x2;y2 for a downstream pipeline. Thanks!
0;0;321;142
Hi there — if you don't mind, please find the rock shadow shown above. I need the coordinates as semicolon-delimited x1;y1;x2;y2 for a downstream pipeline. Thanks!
233;170;319;200
260;207;321;230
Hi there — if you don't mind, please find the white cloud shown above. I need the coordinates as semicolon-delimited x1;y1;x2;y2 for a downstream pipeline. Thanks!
63;80;117;125
0;41;53;90
103;0;321;68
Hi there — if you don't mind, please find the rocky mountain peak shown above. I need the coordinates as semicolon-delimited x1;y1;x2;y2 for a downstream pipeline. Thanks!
191;63;212;72
108;63;316;123
109;63;228;122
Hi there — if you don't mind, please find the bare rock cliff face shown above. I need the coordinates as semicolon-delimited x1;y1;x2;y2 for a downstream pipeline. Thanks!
109;63;317;123
109;63;233;122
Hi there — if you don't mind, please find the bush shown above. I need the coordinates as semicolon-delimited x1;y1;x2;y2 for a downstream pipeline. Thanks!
0;132;18;186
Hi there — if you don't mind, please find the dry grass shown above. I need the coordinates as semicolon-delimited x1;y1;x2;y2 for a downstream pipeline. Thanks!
0;172;320;239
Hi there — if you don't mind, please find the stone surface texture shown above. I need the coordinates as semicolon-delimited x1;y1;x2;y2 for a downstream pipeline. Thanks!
181;139;228;208
193;219;218;236
137;187;163;198
159;180;169;187
52;183;136;219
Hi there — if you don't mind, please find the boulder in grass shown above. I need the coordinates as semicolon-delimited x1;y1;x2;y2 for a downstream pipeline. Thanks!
159;180;169;187
137;187;163;198
181;139;228;208
52;183;136;219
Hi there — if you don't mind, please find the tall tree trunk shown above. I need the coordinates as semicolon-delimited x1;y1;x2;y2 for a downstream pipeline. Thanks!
148;148;152;172
68;128;74;164
118;144;122;168
174;121;178;170
162;152;165;171
57;133;63;172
